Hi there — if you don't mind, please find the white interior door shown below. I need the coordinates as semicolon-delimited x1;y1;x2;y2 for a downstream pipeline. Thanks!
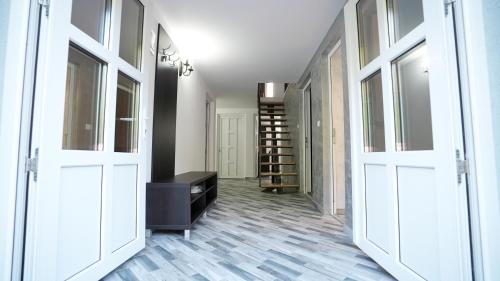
345;0;472;280
329;42;346;214
302;83;312;195
23;0;148;280
218;114;245;178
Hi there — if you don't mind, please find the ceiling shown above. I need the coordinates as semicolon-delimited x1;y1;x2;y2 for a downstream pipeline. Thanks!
157;0;345;97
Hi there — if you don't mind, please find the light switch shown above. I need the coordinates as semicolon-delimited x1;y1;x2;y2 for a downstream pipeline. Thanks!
317;120;321;127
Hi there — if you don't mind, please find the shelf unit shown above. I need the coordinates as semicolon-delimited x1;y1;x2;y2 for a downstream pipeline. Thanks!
146;172;217;239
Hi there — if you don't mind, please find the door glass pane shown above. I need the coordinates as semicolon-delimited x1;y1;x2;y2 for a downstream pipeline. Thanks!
119;0;144;69
115;72;140;153
63;45;106;151
387;0;424;43
361;71;385;152
393;42;433;151
357;0;380;67
71;0;110;44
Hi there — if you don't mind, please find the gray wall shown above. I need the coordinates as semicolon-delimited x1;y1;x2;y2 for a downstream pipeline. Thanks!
283;85;301;187
284;11;353;229
482;0;500;187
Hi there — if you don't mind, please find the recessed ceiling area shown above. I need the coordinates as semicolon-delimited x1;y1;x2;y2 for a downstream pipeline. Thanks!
157;0;345;97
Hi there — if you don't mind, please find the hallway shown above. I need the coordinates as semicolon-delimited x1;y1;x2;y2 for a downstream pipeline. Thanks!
104;180;395;281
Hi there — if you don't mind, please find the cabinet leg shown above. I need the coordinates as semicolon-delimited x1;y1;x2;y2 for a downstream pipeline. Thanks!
145;229;152;238
184;230;190;240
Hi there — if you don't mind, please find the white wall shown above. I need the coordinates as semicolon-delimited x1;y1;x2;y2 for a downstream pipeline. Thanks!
143;6;215;179
175;71;213;174
216;95;258;178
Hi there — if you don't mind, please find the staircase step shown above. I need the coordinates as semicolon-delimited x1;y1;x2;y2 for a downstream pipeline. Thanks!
260;131;290;134
260;184;300;189
259;101;284;106
260;113;286;116
260;162;296;165
261;153;294;156
260;145;292;148
260;118;287;121
260;124;288;127
261;172;298;176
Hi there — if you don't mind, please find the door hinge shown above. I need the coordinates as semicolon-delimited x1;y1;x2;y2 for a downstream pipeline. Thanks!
38;0;50;17
444;0;456;16
26;148;39;182
456;149;469;184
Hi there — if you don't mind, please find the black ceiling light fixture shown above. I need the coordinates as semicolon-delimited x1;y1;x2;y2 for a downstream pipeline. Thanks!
179;59;194;77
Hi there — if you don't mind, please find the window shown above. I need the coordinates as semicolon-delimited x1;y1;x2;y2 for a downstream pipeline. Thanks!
361;71;385;152
357;0;380;67
63;45;107;151
119;0;144;68
114;72;140;153
387;0;424;43
392;42;433;151
71;0;111;44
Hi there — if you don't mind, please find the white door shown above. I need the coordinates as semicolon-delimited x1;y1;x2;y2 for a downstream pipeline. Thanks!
329;42;346;214
218;114;245;178
24;0;148;280
345;0;471;280
302;82;313;195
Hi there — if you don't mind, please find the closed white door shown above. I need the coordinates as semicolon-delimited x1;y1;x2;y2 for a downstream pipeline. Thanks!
23;0;148;280
329;42;346;213
218;114;245;178
303;82;313;195
345;0;472;280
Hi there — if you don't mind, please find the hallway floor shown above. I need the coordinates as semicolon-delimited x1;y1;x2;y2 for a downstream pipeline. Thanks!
103;179;395;281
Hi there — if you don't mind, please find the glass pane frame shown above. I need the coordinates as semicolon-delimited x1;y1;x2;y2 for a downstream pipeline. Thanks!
114;71;141;153
356;0;381;68
70;0;112;46
361;70;386;153
62;43;108;151
392;41;433;151
386;0;425;45
119;0;145;70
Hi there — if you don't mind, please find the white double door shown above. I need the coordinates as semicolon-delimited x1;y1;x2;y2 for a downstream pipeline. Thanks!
345;0;472;280
24;0;148;280
218;114;245;178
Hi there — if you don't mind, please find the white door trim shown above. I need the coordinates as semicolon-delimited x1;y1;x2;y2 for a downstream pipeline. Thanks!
301;79;312;197
327;40;342;215
454;0;500;279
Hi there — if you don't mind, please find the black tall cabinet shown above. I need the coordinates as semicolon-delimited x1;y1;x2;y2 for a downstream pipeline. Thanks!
151;24;178;181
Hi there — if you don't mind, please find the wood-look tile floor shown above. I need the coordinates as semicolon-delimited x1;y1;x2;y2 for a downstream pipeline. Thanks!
103;179;395;281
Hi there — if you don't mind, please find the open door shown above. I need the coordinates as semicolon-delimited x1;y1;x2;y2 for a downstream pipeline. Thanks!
23;0;148;279
345;0;472;280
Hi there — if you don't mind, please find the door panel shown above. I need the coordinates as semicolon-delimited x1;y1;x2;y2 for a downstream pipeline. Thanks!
365;164;390;253
397;166;439;280
57;166;103;280
111;165;138;252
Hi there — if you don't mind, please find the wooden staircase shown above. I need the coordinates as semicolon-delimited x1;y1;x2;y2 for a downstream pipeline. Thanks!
258;99;299;192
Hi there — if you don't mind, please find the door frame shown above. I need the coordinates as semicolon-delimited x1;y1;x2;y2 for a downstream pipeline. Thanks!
301;79;312;196
451;1;499;279
344;0;473;279
216;113;247;179
326;40;343;215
